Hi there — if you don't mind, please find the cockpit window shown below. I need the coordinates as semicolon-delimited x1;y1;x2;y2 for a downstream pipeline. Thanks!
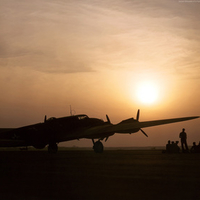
47;117;56;121
78;115;88;120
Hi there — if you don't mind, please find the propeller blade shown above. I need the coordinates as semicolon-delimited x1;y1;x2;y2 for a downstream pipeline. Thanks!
140;128;148;137
106;115;111;124
136;109;140;121
105;137;109;142
44;115;47;123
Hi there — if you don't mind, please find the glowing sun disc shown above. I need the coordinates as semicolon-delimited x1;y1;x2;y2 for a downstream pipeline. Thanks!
136;82;158;104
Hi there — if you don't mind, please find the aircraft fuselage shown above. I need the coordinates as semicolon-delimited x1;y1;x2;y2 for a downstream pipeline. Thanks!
0;115;112;149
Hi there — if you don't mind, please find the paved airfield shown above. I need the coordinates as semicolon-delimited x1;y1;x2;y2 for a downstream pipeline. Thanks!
0;148;200;200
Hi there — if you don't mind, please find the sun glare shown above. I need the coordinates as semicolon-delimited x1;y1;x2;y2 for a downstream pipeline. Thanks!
136;82;159;104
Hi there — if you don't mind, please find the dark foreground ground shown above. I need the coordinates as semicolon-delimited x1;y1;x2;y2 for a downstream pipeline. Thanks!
0;149;200;200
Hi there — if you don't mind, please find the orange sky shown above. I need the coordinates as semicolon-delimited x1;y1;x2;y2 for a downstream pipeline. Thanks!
0;0;200;147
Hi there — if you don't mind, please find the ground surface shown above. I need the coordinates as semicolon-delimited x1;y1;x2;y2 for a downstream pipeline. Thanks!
0;149;200;200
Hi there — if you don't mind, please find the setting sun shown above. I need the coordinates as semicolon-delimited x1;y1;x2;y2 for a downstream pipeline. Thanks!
136;82;159;104
0;0;200;149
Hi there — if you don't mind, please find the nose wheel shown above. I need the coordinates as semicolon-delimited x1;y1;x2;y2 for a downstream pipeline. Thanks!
92;140;104;153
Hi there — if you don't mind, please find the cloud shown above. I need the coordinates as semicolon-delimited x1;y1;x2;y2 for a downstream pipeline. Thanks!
0;0;200;77
0;0;97;73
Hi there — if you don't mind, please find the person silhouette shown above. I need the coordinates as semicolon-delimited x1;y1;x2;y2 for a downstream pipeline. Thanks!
171;141;175;153
196;142;200;153
179;128;189;153
166;140;171;153
175;141;180;153
190;142;197;153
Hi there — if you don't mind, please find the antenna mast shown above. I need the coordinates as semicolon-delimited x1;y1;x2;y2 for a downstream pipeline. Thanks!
69;105;76;116
70;105;73;116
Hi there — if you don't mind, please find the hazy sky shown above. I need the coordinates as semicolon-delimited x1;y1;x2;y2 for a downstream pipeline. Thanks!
0;0;200;147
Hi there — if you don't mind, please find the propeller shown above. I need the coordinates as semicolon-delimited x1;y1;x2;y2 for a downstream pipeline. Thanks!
106;115;111;124
136;109;148;137
140;128;148;137
103;115;112;142
44;115;47;123
136;109;140;121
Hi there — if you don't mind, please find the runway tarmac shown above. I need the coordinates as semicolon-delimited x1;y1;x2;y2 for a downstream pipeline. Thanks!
0;149;200;200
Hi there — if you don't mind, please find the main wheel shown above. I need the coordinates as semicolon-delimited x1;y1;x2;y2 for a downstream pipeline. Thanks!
48;143;58;154
93;141;104;153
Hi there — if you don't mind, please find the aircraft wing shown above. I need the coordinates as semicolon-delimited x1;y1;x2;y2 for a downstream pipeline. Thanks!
112;116;199;133
138;116;199;129
80;116;199;139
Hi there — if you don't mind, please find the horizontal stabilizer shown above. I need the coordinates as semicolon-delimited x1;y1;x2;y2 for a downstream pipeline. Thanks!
0;139;27;147
0;128;15;133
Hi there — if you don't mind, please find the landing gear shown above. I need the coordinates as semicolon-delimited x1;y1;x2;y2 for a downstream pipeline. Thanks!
92;140;104;153
48;142;58;154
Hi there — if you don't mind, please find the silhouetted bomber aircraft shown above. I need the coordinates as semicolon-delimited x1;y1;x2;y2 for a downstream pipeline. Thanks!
0;110;199;153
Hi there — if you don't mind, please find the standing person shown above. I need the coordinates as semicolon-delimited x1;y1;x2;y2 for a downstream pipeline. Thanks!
166;140;171;153
179;128;189;153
